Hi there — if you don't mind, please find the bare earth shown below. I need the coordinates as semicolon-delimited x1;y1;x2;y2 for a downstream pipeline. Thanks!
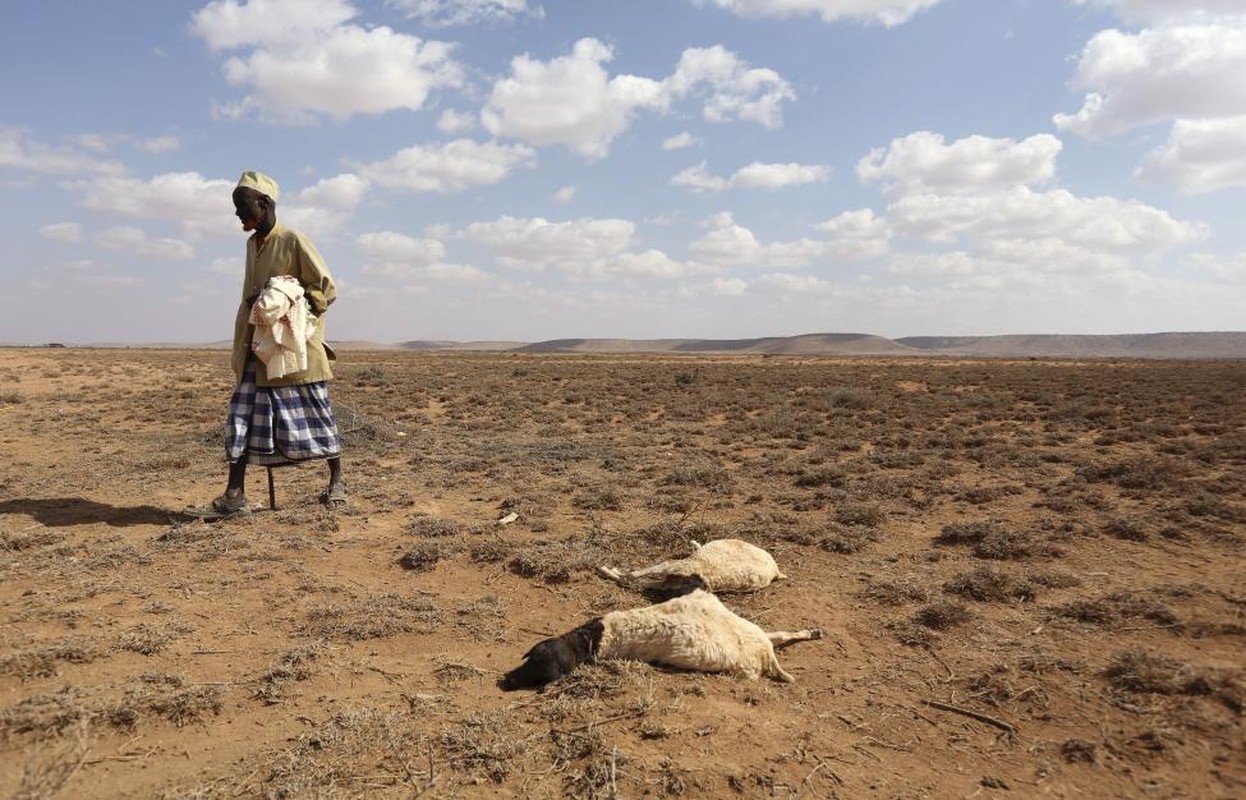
1;348;1242;799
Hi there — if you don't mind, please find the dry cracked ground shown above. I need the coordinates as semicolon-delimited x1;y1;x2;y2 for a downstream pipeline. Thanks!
1;348;1242;799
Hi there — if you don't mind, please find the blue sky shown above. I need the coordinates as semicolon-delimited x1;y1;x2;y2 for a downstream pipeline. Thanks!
2;0;1244;344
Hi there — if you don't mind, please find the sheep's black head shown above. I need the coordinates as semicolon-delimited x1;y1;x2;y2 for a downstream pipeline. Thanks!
644;572;710;602
499;619;604;691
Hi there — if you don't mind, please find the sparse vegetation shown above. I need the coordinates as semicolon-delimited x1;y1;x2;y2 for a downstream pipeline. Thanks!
0;348;1242;798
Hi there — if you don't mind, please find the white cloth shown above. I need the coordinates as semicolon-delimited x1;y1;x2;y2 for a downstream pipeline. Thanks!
248;275;316;379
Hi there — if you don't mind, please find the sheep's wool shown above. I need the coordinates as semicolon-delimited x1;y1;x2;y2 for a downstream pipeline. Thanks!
598;589;780;679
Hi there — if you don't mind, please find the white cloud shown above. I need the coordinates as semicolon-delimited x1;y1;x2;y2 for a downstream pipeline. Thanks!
0;127;124;176
662;132;700;150
1136;115;1246;192
135;135;182;154
756;272;835;293
294;173;371;209
666;46;795;128
356;231;484;282
385;0;544;27
858;131;1061;195
281;173;370;238
357;230;447;265
192;1;463;123
209;256;243;277
692;0;943;27
39;222;83;243
814;209;891;258
1054;24;1246;138
436;108;477;133
887;187;1208;254
673;160;829;191
461;215;635;272
482;38;667;159
482;39;793;157
1182;251;1246;282
671;163;728;192
688;211;826;268
553;185;576;203
95;226;195;260
357;139;536;192
609;250;689;278
709;277;748;295
74;172;237;237
190;0;358;50
1070;1;1246;25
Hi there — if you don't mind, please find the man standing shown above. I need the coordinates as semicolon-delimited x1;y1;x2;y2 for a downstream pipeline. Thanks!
188;171;346;518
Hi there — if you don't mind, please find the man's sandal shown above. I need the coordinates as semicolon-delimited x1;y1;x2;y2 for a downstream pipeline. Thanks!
318;484;348;508
184;495;251;521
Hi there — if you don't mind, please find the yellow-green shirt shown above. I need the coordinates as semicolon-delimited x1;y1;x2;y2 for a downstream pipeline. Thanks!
231;222;337;386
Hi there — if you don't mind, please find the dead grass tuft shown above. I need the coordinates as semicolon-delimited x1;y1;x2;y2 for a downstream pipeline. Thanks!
914;599;973;630
303;595;443;640
1;637;102;679
399;540;449;571
439;711;528;783
944;565;1037;602
115;622;194;656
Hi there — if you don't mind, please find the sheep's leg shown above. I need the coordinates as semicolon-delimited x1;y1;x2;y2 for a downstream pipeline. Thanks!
766;628;824;649
597;565;625;583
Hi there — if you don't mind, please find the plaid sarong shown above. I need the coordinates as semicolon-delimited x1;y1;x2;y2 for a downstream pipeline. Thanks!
226;359;341;466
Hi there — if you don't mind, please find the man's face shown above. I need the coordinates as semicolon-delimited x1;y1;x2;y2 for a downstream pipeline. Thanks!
232;188;266;232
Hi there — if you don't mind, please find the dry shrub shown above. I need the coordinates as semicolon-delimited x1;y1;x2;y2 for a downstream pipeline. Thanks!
914;599;973;630
956;484;1025;505
304;595;443;640
439;710;527;784
1103;516;1151;542
572;485;625;511
1;530;67;552
115;622;193;656
469;537;515;563
13;718;89;800
1060;739;1097;764
1102;649;1216;696
972;529;1062;561
819;523;881;554
944;565;1037;602
855;578;929;606
1077;455;1191;491
1055;591;1179;627
407;515;465;538
934;520;997;546
1;637;101;679
505;538;610;584
1;687;95;739
833;501;885;527
399;541;447;571
260;707;428;797
253;643;325;705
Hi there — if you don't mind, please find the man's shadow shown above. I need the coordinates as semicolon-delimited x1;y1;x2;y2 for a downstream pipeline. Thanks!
0;498;173;528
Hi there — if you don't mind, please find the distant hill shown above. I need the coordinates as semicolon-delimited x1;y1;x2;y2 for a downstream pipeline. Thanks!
894;332;1246;359
405;331;1246;359
42;331;1245;358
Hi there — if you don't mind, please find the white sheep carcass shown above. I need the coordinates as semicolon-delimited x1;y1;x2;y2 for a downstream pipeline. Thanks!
597;538;786;596
500;588;821;690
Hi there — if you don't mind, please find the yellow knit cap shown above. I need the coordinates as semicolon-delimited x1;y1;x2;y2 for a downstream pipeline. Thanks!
236;171;280;202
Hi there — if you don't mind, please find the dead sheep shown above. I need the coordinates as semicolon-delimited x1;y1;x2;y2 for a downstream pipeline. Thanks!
500;586;822;690
598;538;786;597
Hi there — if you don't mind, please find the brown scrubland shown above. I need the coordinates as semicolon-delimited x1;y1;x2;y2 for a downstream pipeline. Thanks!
1;347;1242;798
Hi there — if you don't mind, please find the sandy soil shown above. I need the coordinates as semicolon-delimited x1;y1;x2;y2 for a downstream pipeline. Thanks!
1;348;1242;799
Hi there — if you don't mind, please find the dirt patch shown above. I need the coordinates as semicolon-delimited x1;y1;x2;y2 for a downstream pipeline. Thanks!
1;348;1242;798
